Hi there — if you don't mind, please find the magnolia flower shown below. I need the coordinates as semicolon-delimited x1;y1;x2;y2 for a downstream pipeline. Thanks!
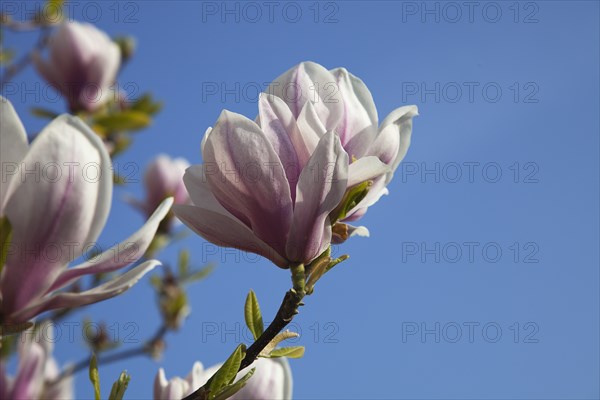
154;357;292;400
32;21;121;112
127;154;190;232
265;61;418;241
174;62;416;267
174;109;349;268
0;97;172;325
0;322;73;399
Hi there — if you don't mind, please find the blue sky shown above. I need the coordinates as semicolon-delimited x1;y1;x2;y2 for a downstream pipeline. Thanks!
3;1;599;399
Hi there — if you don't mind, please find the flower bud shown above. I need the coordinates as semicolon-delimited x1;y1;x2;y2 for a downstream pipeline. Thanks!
32;22;121;112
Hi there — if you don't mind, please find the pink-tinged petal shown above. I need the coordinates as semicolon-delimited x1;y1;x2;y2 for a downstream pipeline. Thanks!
11;342;45;399
286;132;348;263
378;105;418;180
267;61;342;131
347;156;390;187
258;93;302;198
330;68;378;157
1;115;112;317
77;46;121;111
202;110;293;256
296;100;326;157
12;260;160;322
367;123;400;166
0;97;29;215
174;205;287;268
200;127;212;155
182;163;287;266
144;155;189;211
48;198;173;293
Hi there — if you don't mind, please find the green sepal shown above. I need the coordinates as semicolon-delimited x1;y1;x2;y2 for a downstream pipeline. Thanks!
329;180;372;223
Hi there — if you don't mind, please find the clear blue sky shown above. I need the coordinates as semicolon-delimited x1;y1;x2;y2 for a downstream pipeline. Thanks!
3;1;599;399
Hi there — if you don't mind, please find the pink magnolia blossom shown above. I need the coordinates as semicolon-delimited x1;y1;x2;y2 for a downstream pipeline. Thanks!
153;357;292;400
174;109;349;268
128;155;190;231
32;21;121;112
0;97;172;325
0;322;73;399
144;155;190;213
174;62;416;267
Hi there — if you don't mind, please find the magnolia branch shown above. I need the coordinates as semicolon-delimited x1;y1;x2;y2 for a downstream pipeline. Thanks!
183;264;307;400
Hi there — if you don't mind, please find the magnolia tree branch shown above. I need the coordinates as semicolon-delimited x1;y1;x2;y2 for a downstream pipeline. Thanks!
182;264;307;400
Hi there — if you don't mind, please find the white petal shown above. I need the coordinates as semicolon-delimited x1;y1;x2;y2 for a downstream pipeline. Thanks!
1;115;112;318
347;156;390;187
379;105;418;180
0;96;29;215
12;260;160;322
48;198;173;293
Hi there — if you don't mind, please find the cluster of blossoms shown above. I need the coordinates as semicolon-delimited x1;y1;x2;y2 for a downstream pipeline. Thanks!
1;14;417;397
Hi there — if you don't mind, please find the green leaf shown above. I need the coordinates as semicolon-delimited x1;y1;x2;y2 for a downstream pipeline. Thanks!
208;344;245;396
269;346;305;359
108;371;131;400
89;354;101;400
244;290;264;340
30;107;59;119
212;368;255;400
94;111;151;132
0;216;12;276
